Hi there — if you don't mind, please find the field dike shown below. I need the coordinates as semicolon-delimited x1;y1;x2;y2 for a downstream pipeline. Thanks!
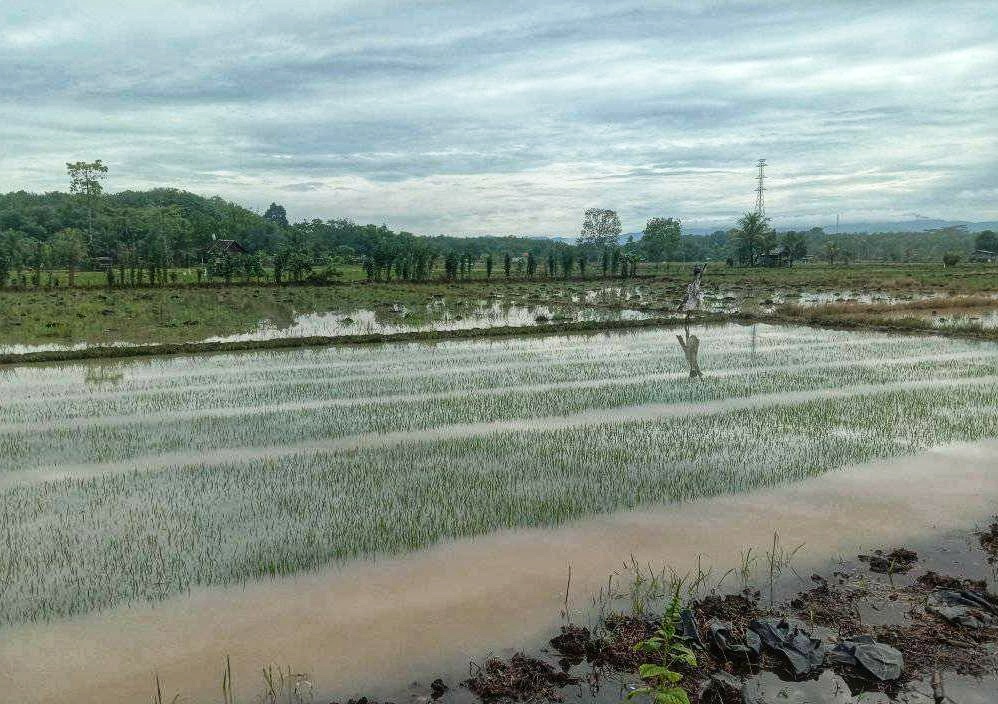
0;316;716;365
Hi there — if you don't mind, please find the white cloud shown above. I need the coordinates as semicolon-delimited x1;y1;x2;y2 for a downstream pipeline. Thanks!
0;0;995;235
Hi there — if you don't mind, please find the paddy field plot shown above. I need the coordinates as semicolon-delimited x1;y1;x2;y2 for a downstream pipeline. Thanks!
0;323;997;626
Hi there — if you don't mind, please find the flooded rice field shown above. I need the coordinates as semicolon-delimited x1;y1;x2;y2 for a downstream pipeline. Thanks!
769;293;998;337
203;301;654;344
1;322;997;703
0;291;662;356
4;282;993;357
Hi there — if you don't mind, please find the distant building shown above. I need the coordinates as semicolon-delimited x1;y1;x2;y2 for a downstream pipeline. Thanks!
970;249;996;263
206;239;248;256
759;244;791;267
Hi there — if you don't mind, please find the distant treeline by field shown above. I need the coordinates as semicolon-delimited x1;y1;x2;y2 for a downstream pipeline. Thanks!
0;186;994;288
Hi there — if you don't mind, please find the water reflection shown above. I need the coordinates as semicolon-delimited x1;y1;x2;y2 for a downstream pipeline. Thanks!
0;302;658;356
203;302;656;344
675;321;704;378
83;364;124;387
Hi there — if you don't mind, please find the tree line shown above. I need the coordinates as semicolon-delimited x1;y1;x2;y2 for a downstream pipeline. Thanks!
0;162;992;289
0;166;660;288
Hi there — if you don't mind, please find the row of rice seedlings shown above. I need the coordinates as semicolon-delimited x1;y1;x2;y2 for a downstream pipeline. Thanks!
0;323;927;399
1;382;995;625
4;365;996;479
1;335;856;411
0;322;717;388
0;325;889;410
2;351;995;476
0;333;959;428
1;329;991;433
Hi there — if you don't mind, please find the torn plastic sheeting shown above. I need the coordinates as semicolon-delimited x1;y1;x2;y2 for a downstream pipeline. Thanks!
680;607;705;649
926;589;998;629
827;635;903;682
708;619;762;658
748;617;826;677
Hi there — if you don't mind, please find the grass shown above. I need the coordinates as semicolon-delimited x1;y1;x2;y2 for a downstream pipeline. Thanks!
0;278;661;351
770;294;998;341
0;324;996;625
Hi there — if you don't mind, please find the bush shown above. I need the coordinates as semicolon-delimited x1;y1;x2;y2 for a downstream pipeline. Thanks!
942;252;961;267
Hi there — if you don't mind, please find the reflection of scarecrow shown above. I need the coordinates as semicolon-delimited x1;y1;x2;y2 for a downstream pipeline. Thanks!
676;264;705;378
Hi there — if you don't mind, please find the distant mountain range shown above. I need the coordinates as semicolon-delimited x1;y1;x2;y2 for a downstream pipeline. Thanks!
549;219;997;242
683;218;998;237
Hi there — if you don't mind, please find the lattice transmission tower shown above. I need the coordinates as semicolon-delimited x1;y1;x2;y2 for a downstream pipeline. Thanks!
754;158;767;216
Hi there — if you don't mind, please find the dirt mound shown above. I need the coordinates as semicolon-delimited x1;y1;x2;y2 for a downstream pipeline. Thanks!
464;653;577;702
916;571;987;593
859;547;918;574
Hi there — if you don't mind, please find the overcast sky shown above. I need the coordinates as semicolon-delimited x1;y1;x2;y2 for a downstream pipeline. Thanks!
2;1;995;235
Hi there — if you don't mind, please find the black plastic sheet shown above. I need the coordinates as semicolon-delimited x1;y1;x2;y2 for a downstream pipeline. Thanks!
748;617;826;677
708;619;762;658
926;589;998;629
827;635;903;682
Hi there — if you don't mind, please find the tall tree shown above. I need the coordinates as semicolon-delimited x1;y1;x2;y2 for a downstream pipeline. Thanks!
823;241;841;265
66;160;108;246
733;211;771;266
28;238;48;287
975;230;997;253
51;228;88;287
578;208;622;250
640;217;681;266
780;232;807;265
263;202;289;228
0;230;28;282
560;248;574;278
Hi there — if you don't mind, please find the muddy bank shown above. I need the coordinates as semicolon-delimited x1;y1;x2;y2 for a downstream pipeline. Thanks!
454;532;997;704
751;310;998;342
2;440;997;704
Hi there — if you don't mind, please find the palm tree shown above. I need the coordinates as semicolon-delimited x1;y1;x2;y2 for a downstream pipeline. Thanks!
780;232;807;265
734;212;771;266
823;241;841;265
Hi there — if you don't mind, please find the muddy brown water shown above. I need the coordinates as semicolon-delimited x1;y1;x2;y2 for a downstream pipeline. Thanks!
2;440;997;704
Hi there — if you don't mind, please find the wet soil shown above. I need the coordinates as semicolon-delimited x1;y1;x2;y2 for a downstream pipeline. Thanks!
348;521;998;704
858;547;920;574
979;520;998;563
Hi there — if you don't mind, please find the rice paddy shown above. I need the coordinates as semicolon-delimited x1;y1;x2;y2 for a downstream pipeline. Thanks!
1;323;997;628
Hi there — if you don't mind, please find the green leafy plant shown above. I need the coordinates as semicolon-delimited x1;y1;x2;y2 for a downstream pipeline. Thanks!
626;585;696;704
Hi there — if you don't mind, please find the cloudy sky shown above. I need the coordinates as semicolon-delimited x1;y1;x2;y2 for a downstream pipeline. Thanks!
2;1;995;236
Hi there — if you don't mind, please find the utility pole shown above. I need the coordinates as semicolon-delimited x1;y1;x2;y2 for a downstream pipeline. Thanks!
754;158;767;217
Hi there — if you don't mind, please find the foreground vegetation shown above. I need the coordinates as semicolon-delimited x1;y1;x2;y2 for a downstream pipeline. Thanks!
1;324;996;624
